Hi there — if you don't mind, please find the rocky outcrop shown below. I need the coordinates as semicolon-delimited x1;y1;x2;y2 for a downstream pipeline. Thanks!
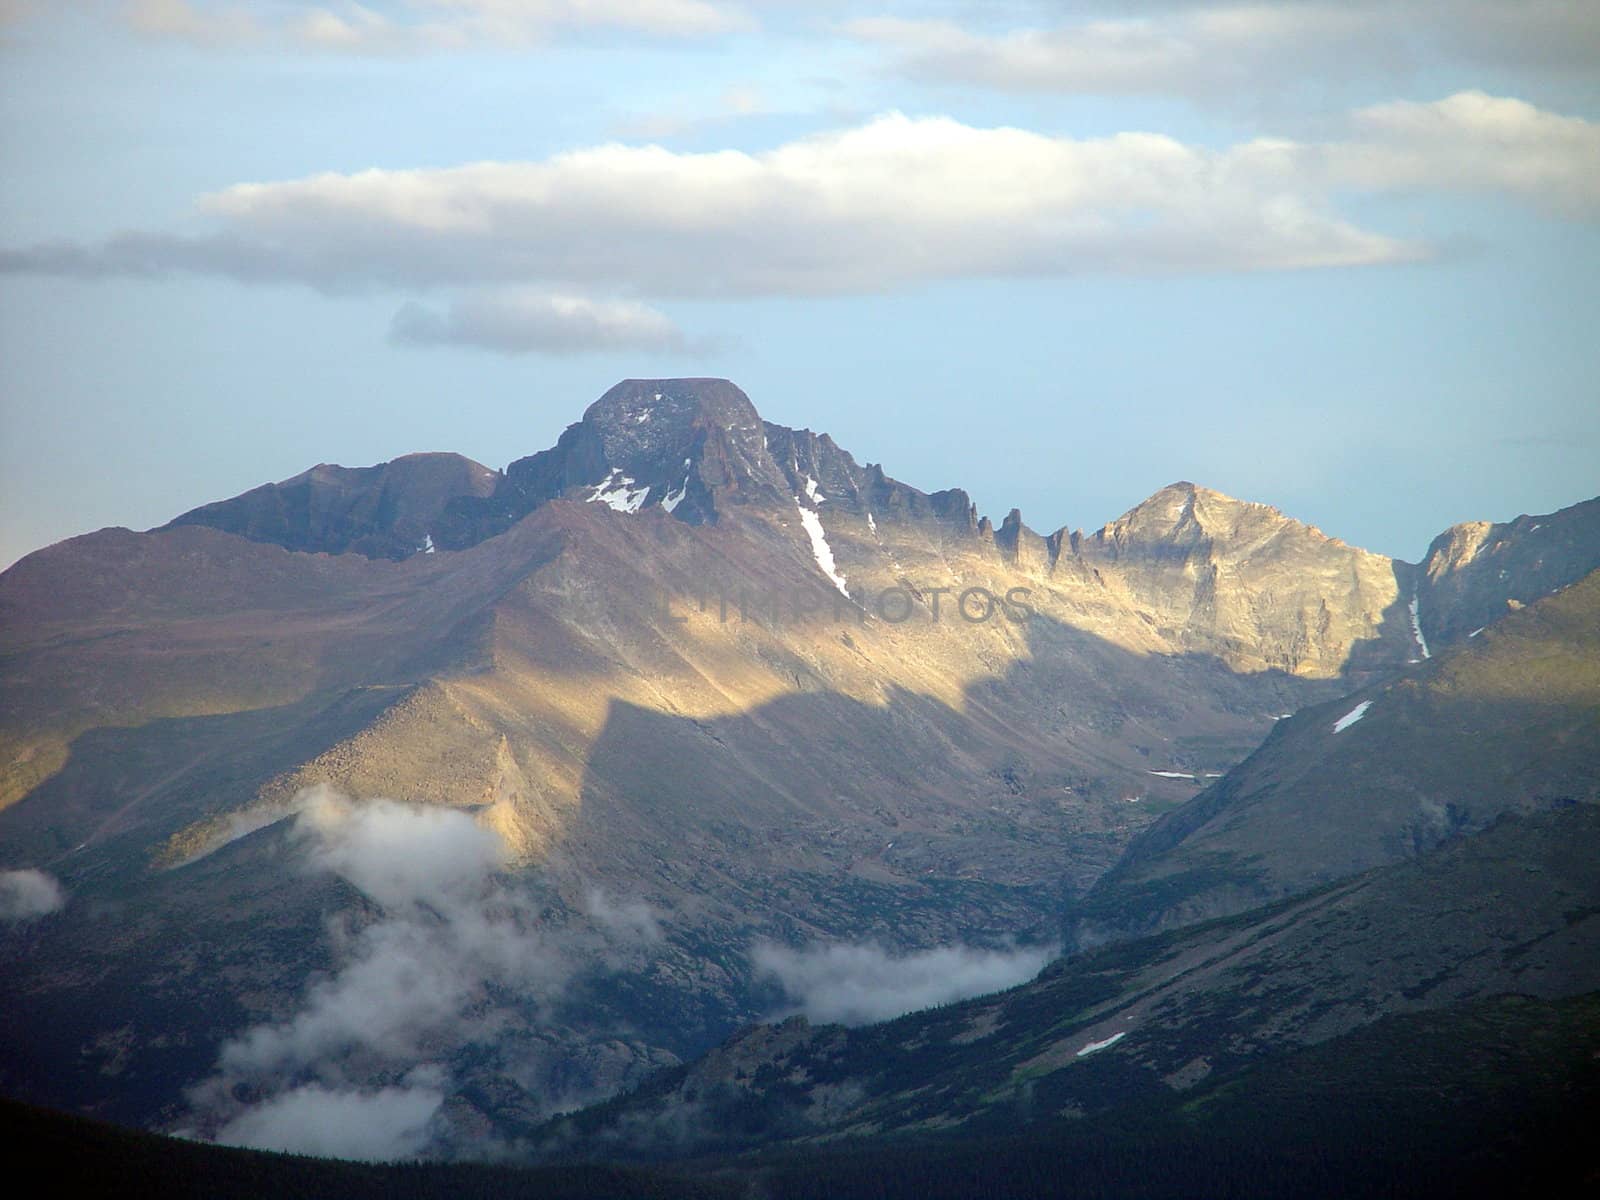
1416;495;1600;651
1047;481;1413;678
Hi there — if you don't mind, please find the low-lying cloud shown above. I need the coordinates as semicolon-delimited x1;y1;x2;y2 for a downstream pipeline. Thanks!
181;786;662;1161
213;1075;447;1162
0;868;65;921
752;939;1056;1026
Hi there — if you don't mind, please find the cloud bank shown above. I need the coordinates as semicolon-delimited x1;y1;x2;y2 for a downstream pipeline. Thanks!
0;868;66;921
2;94;1593;353
8;95;1597;298
752;939;1056;1026
0;112;1416;294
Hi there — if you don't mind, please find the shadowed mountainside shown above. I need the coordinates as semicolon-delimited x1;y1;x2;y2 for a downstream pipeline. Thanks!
5;989;1598;1198
527;802;1600;1158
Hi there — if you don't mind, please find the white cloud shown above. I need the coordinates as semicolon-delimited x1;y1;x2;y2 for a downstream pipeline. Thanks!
181;787;664;1155
583;886;663;942
119;0;750;52
213;1077;445;1161
296;789;507;909
205;789;560;1080
391;289;691;355
1327;91;1600;216
3;94;1593;353
847;2;1600;98
0;111;1424;300
0;868;66;921
752;939;1055;1026
194;114;1417;285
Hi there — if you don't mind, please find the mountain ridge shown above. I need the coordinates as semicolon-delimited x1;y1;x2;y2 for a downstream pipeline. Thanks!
2;376;1597;1158
1070;565;1600;947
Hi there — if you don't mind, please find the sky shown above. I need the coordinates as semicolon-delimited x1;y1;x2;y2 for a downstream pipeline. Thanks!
1;1;1597;569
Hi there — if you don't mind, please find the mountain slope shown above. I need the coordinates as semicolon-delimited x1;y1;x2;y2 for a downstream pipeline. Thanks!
10;989;1599;1200
0;377;1592;1153
1417;493;1600;651
1074;565;1600;942
8;991;1597;1199
710;990;1600;1199
1073;481;1412;677
166;452;500;560
538;802;1600;1157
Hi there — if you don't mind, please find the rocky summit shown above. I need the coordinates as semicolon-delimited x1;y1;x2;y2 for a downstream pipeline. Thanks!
1;378;1597;1173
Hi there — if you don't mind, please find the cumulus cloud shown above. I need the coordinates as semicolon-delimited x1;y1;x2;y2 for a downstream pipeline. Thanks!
0;868;65;921
847;2;1600;98
390;289;691;355
120;0;749;52
752;939;1056;1026
181;786;661;1158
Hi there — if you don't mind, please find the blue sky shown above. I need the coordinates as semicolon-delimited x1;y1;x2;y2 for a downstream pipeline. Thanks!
2;1;1597;567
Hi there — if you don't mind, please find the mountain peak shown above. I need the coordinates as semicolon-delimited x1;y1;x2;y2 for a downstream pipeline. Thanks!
1103;480;1253;545
445;377;785;533
584;378;761;434
575;378;774;516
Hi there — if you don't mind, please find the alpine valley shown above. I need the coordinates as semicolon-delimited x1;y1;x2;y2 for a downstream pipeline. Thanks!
2;379;1597;1195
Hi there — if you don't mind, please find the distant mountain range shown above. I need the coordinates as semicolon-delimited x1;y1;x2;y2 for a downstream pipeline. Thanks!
1;378;1596;1174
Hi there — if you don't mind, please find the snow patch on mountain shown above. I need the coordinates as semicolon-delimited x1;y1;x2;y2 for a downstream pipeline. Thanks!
1332;700;1373;733
1076;1031;1127;1057
1407;593;1431;660
588;469;650;514
797;505;850;597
